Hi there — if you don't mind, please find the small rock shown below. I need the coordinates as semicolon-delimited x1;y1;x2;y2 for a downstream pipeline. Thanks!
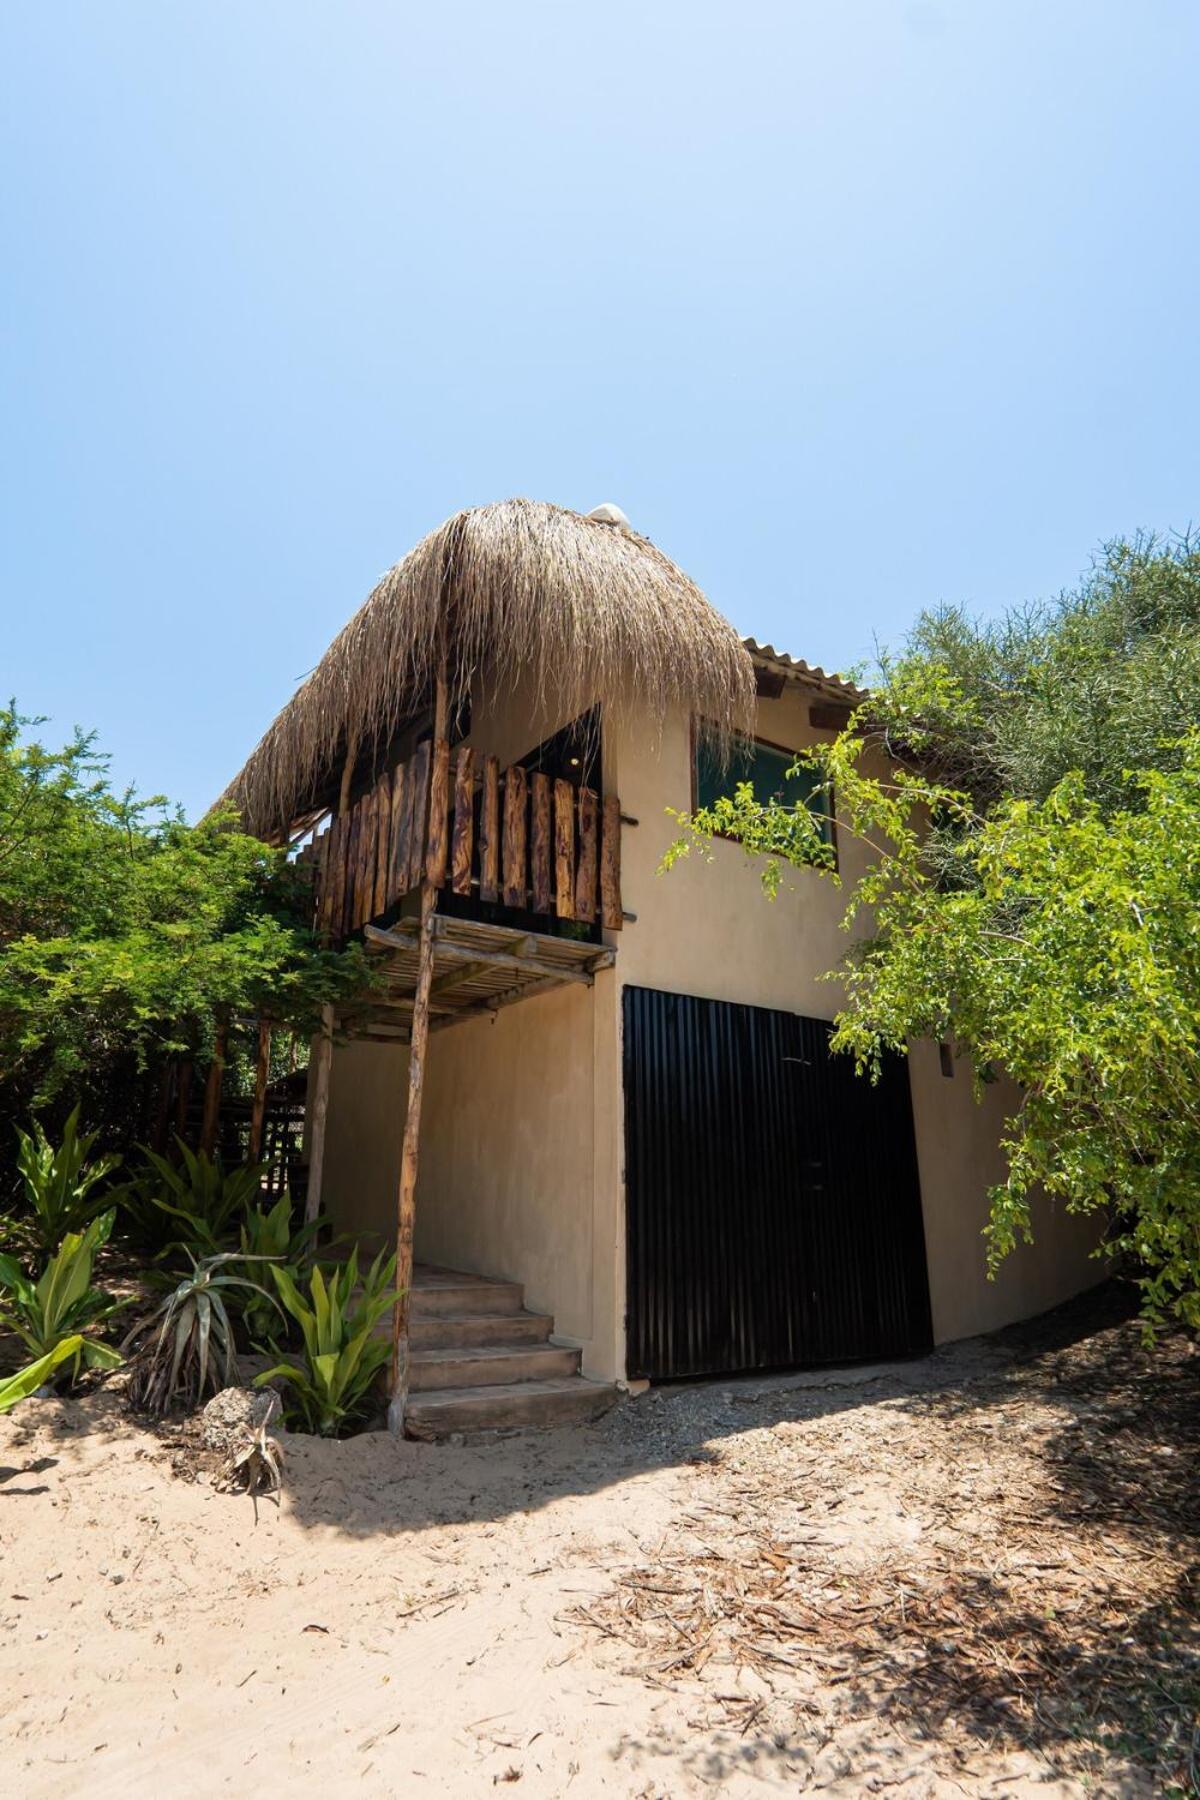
200;1386;280;1454
110;1574;124;1586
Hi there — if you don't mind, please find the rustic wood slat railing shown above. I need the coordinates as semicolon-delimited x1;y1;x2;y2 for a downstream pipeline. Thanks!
305;736;623;945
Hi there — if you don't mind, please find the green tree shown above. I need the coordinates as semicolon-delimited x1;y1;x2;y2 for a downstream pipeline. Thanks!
666;536;1200;1328
0;703;365;1136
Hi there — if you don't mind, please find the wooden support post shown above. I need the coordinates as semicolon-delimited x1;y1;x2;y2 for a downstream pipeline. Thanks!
479;756;500;902
174;1058;193;1144
530;771;552;912
199;1014;228;1157
249;1017;272;1163
389;635;449;1436
600;793;623;930
554;778;576;919
575;786;598;922
304;1006;333;1223
451;746;476;896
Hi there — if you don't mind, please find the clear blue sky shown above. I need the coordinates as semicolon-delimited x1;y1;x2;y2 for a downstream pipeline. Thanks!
3;3;1197;819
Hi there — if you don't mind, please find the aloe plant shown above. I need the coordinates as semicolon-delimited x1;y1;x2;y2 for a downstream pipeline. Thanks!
122;1252;278;1416
255;1248;398;1437
0;1210;124;1384
12;1107;121;1252
0;1338;86;1413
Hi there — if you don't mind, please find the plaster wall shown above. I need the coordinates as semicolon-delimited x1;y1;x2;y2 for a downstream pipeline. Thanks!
606;692;1103;1350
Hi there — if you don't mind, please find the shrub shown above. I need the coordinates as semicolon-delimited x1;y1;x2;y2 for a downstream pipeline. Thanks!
255;1248;397;1437
117;1142;266;1259
237;1192;325;1343
10;1106;120;1253
0;1209;123;1384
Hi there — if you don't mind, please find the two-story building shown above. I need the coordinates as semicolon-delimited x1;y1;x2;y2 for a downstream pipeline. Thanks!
218;498;1100;1436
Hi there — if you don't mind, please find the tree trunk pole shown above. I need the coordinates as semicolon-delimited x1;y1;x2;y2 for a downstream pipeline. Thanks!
389;635;449;1436
248;1017;272;1163
199;1014;228;1157
304;1007;333;1223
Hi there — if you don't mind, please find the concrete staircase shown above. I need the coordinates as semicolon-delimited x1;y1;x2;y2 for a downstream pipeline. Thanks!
401;1264;618;1440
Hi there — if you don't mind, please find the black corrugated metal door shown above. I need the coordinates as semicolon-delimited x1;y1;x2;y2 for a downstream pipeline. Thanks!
623;985;933;1379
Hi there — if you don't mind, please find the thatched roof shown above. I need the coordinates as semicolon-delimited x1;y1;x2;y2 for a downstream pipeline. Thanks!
217;498;757;838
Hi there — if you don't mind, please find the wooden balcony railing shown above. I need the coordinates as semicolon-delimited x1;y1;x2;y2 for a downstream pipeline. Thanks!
296;738;623;947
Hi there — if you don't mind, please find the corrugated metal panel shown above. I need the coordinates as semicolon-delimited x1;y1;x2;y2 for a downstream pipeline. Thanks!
623;986;932;1380
740;638;866;704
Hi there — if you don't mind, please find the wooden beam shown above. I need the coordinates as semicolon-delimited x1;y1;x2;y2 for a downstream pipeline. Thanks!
451;746;475;896
389;634;448;1436
501;762;527;909
600;793;622;931
373;773;394;918
386;760;407;909
248;1017;271;1163
425;737;451;888
554;778;575;919
575;786;598;923
530;771;552;912
479;756;500;902
304;1005;333;1223
199;1014;228;1157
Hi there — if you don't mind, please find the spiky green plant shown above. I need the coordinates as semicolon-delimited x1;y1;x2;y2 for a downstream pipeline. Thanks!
121;1253;278;1417
12;1106;121;1253
0;1209;123;1385
255;1248;398;1437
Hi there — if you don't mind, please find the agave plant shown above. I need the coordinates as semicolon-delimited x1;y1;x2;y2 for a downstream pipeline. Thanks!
0;1210;124;1385
255;1248;398;1437
0;1338;86;1413
12;1107;121;1253
116;1142;267;1259
122;1253;278;1417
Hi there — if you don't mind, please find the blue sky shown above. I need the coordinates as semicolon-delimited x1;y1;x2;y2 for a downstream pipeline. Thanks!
2;2;1197;819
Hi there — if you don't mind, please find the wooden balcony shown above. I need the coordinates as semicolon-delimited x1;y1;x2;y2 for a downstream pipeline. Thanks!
297;737;623;948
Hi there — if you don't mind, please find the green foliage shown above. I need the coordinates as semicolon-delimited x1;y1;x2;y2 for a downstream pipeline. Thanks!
666;534;1200;1329
119;1142;267;1259
0;1337;86;1413
10;1105;121;1252
873;531;1200;816
0;702;369;1135
237;1192;325;1342
0;1210;123;1382
122;1252;277;1416
255;1248;397;1436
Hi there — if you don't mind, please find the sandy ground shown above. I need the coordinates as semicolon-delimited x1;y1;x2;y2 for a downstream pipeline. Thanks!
1;1284;1195;1797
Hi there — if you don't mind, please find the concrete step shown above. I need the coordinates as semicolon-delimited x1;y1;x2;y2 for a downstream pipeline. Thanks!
409;1341;581;1392
405;1376;619;1440
409;1310;553;1351
410;1273;524;1318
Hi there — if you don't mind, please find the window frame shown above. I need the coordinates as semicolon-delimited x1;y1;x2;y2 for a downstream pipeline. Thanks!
689;718;839;869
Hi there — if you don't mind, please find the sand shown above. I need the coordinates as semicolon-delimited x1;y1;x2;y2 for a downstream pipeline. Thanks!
0;1286;1193;1796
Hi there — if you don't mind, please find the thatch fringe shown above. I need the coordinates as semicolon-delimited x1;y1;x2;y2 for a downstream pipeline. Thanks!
217;498;756;837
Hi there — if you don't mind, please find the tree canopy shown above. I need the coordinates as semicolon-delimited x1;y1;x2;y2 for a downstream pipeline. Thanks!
666;534;1200;1328
0;704;365;1130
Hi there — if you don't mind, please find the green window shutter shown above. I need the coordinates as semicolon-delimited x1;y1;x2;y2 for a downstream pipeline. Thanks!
695;736;832;843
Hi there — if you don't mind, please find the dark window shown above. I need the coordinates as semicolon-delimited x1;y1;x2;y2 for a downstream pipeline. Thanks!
520;707;600;789
694;735;833;845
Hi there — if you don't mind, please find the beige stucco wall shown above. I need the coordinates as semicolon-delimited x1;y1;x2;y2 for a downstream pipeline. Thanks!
320;664;626;1380
606;690;1103;1351
319;663;1103;1383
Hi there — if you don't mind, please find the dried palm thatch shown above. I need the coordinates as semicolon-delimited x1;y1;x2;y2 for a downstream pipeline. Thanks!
217;498;756;838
